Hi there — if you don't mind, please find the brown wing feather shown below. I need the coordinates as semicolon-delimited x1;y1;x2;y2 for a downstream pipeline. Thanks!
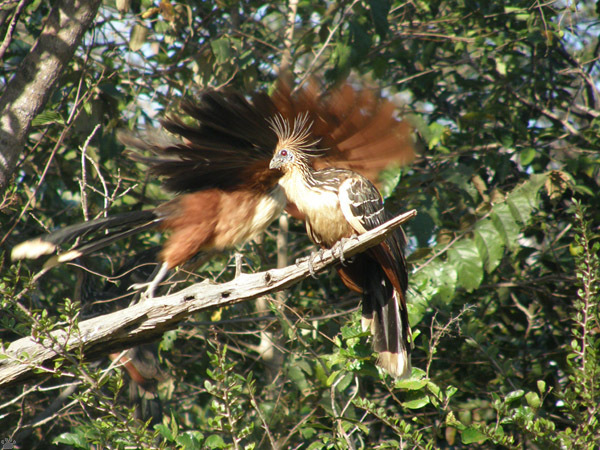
121;77;414;196
106;78;415;270
271;78;415;185
121;91;280;194
157;188;282;268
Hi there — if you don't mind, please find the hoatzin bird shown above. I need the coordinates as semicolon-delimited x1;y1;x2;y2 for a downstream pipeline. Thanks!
268;114;412;378
12;78;414;303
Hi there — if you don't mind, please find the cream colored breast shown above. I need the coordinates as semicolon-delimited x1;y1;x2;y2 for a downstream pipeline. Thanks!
249;186;287;235
278;170;353;246
213;187;286;248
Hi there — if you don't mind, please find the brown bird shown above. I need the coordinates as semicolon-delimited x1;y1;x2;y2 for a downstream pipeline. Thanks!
268;113;412;378
12;78;414;299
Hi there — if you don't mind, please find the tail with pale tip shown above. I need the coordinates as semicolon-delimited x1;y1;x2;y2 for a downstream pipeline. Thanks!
11;210;160;266
361;262;412;379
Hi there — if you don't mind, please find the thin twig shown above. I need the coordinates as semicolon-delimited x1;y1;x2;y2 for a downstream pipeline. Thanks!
0;0;26;61
297;0;359;91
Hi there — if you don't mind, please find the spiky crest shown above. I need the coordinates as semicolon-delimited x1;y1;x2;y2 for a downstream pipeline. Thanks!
268;113;322;163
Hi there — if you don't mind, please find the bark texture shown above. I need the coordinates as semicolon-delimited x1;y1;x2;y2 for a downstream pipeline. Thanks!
0;0;102;191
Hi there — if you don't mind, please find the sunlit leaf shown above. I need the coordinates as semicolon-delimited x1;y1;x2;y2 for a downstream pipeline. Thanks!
402;395;430;409
129;24;148;51
461;427;488;444
211;37;232;64
447;239;483;292
474;219;505;273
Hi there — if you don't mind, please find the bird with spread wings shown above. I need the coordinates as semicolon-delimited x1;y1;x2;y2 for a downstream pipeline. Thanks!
12;77;414;376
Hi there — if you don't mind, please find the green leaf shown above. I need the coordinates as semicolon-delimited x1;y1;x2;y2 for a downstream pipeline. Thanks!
447;239;483;292
487;173;549;251
349;21;371;63
288;364;309;391
308;440;327;450
427;122;448;149
333;41;352;72
378;165;402;198
326;370;343;387
445;411;465;429
506;389;525;402
412;261;457;309
299;425;316;439
98;83;122;99
129;23;148;52
335;373;353;392
211;37;232;64
461;427;488;444
177;431;204;449
525;391;541;409
445;385;458;399
537;380;546;394
154;423;174;441
368;0;390;38
160;329;177;351
474;219;505;273
395;379;427;390
402;395;430;409
53;432;88;448
491;204;520;251
520;147;537;166
32;111;64;127
205;434;226;449
506;173;548;225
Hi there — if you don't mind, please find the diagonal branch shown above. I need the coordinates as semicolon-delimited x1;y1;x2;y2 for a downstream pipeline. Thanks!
0;210;417;388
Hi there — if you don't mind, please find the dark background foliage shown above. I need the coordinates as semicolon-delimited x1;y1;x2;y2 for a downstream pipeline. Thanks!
1;0;599;448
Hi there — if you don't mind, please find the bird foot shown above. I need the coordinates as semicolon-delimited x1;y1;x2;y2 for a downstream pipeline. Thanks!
128;281;156;301
296;249;326;278
332;234;359;265
128;262;169;301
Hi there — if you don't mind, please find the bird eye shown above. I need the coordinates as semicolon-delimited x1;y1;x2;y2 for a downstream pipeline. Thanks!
280;149;288;157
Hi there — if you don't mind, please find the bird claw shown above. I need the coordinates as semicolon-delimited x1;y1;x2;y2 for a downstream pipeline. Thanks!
295;255;309;266
128;262;169;301
128;282;155;301
331;239;347;265
332;234;359;266
296;249;325;278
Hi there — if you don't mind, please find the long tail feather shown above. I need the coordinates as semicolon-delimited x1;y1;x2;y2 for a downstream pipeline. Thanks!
272;78;415;183
12;210;159;262
362;262;412;378
119;91;280;194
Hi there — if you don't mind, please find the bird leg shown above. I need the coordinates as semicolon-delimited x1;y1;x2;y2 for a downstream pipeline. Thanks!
234;252;243;278
306;250;323;278
331;234;360;265
129;262;170;300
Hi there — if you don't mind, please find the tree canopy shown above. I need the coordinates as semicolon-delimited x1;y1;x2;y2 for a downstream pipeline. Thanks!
1;0;599;448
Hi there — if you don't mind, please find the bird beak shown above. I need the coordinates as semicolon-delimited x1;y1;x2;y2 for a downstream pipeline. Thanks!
269;157;281;170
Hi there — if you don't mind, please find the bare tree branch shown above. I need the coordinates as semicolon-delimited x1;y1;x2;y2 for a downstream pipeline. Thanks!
0;0;102;192
0;210;417;388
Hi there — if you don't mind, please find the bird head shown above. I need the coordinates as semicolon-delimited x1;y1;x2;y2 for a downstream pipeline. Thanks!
268;113;321;172
269;146;296;171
